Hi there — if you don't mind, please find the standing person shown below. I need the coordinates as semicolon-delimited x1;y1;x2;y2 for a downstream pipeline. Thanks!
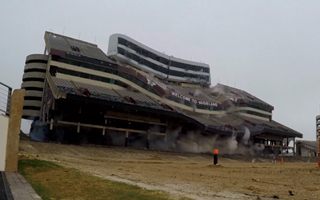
213;148;219;165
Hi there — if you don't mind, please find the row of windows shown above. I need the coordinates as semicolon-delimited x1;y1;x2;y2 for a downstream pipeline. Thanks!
22;87;43;92
118;47;168;76
24;68;46;73
25;59;47;64
242;110;271;119
24;96;42;101
52;55;167;96
118;47;210;82
65;53;118;69
57;49;210;86
23;77;45;82
50;66;127;88
23;106;41;110
52;55;117;75
236;101;273;112
118;37;210;73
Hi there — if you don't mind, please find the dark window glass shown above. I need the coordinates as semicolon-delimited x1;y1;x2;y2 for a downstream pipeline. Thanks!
23;106;41;110
49;66;120;87
23;77;45;82
118;47;210;82
25;59;47;64
243;110;270;119
24;96;42;101
22;87;43;91
117;37;209;73
24;68;46;73
117;47;169;74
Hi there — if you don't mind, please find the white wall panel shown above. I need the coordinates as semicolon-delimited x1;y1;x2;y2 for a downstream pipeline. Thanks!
0;115;9;171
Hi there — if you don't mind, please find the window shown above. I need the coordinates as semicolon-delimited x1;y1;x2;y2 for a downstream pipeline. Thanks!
23;77;45;82
23;106;41;110
24;96;42;101
24;68;46;73
22;87;43;92
25;59;47;64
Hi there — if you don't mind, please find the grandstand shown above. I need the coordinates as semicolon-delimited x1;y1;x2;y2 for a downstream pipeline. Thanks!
20;31;302;154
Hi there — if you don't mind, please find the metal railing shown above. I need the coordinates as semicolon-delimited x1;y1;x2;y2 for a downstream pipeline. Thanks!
0;82;12;116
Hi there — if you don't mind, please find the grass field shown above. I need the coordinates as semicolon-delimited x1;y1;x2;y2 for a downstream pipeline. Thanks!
19;141;320;200
19;159;183;200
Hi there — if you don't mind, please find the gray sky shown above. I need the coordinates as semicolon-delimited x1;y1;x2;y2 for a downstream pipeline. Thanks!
1;0;319;140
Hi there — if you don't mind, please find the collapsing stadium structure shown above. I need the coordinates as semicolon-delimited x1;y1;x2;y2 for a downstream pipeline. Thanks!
21;32;302;155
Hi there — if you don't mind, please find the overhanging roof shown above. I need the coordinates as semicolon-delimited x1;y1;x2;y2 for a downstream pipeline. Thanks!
44;31;111;62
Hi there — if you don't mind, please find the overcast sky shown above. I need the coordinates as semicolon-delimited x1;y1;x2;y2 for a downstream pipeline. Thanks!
1;0;319;140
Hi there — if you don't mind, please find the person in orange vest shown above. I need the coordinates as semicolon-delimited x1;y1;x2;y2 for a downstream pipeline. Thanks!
213;148;219;165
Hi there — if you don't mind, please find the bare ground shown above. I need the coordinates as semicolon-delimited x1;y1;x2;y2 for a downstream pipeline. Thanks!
19;140;320;200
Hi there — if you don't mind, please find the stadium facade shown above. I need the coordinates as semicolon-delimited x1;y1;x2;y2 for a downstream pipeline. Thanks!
108;34;210;86
21;32;302;154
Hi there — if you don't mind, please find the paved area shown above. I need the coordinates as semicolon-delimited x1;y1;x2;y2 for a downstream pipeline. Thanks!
5;172;41;200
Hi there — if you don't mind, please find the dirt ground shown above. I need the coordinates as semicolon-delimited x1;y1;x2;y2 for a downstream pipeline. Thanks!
19;140;320;200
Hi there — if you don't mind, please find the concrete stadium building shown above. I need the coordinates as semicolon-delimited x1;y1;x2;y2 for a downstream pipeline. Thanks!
108;34;210;86
22;55;48;119
20;31;302;154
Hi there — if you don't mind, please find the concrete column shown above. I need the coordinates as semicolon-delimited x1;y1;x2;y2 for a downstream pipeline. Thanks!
125;131;129;147
5;89;25;172
146;131;150;149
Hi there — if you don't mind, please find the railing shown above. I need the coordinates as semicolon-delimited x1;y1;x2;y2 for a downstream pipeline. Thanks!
0;82;12;116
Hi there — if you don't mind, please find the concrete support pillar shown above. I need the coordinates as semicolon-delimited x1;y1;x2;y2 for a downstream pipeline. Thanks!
77;122;80;133
146;131;150;149
5;89;25;172
125;131;129;147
